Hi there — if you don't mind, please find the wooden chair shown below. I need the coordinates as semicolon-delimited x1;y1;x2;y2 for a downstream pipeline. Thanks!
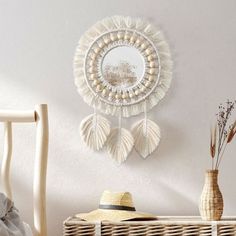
0;104;49;236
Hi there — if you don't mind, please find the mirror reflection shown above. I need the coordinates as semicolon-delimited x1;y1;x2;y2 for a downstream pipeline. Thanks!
102;46;145;89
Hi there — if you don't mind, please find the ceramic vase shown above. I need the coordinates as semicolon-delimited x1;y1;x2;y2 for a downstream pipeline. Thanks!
199;170;223;221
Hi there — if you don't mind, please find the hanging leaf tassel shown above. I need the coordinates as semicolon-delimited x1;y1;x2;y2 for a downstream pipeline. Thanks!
80;113;111;151
106;107;134;164
132;119;161;158
106;128;134;164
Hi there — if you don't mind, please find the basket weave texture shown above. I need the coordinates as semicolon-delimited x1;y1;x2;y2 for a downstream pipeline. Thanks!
199;170;223;221
63;216;236;236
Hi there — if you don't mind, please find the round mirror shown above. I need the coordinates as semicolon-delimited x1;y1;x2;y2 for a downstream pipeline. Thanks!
74;16;172;117
101;46;145;89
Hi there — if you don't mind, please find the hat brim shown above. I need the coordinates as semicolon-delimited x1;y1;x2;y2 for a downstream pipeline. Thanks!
76;209;157;222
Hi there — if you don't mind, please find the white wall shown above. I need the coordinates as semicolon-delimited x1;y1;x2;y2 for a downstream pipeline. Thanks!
0;0;236;235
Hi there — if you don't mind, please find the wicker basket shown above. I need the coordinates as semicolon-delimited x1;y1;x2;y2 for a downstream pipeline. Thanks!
63;216;236;236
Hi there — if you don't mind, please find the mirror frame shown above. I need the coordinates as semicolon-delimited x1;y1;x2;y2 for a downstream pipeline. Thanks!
74;16;172;117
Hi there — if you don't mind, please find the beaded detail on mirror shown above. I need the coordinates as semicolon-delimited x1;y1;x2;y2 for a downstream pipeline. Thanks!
74;15;172;117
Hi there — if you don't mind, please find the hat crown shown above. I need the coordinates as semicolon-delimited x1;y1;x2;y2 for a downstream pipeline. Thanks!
100;191;134;208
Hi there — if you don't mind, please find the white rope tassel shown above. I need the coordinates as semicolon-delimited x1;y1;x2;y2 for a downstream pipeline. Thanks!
118;106;122;145
119;107;122;130
144;100;148;137
93;107;97;131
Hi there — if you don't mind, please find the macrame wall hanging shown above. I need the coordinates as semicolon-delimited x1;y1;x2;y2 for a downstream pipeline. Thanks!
74;16;172;164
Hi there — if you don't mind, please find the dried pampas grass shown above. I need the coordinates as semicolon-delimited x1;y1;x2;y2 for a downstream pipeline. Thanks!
210;124;217;158
227;120;236;143
211;100;236;170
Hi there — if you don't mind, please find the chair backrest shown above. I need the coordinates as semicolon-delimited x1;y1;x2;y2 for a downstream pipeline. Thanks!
0;104;49;236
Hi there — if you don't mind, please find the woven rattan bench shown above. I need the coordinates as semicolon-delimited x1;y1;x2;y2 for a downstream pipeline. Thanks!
63;216;236;236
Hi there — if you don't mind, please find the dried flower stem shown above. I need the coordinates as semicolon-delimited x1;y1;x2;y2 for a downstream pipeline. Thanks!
211;100;236;170
216;141;228;169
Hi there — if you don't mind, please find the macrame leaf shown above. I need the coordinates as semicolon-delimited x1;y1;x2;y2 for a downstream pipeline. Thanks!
106;128;134;164
132;119;161;158
80;114;111;151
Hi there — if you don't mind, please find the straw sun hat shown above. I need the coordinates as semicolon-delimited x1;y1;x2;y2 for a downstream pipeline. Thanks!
76;191;157;222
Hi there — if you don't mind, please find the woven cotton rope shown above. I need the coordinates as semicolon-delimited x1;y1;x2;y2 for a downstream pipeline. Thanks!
74;16;172;163
74;15;172;117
